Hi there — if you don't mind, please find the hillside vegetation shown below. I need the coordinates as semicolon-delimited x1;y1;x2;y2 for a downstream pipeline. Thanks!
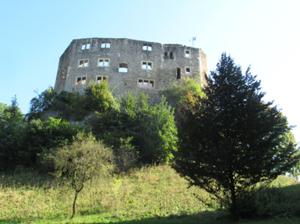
0;165;299;224
1;54;299;223
0;166;206;222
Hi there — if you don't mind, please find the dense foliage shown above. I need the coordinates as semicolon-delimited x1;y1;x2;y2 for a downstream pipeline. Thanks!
174;53;299;219
24;117;82;169
1;82;178;171
87;94;178;165
0;99;26;170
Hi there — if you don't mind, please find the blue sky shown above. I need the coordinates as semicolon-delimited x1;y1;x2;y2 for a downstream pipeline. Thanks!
1;0;300;142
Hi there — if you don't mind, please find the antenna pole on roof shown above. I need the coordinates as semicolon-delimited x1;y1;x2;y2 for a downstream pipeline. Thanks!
191;36;196;47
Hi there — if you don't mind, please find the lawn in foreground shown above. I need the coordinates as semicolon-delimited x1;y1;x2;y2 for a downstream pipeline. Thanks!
2;213;300;224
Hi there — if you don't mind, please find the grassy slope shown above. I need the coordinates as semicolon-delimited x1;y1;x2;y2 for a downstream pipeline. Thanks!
0;166;207;222
0;166;299;224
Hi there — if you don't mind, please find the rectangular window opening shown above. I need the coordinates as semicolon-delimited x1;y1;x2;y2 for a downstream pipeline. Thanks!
78;59;89;68
100;42;111;48
81;43;91;50
170;52;174;59
141;61;152;70
176;67;181;79
164;52;168;59
76;76;87;85
98;58;110;67
119;63;128;73
137;79;154;89
185;50;190;57
96;75;108;83
142;44;152;51
185;67;191;74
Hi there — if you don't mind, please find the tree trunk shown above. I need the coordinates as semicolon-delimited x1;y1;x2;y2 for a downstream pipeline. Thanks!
70;190;79;219
230;183;239;221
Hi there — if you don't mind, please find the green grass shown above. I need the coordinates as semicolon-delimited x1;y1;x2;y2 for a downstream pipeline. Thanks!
2;212;300;224
0;165;299;224
0;166;208;222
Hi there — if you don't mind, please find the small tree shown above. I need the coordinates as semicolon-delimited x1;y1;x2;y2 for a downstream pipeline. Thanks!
53;134;113;218
174;53;299;219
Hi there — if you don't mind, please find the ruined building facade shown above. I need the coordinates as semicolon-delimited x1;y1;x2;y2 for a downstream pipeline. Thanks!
54;38;207;97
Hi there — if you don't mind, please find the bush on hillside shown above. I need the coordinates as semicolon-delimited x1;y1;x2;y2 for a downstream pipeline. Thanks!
52;133;114;218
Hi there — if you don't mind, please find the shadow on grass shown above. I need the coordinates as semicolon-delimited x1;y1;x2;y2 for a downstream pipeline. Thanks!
3;212;300;224
102;212;232;224
0;211;232;224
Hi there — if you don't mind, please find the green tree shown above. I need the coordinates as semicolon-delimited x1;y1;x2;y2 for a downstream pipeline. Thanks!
28;87;57;120
162;78;206;132
88;94;178;165
135;96;178;163
162;77;205;110
174;53;299;219
0;98;26;170
52;91;86;120
0;103;7;113
28;88;86;121
84;81;119;113
53;134;113;219
24;117;82;169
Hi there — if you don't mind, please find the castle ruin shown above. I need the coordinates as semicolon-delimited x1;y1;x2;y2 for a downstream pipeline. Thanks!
54;38;207;96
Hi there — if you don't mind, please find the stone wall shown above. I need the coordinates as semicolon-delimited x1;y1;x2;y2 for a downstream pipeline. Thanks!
54;38;207;97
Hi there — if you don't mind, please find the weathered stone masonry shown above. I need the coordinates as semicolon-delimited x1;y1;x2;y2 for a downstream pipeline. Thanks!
54;38;207;97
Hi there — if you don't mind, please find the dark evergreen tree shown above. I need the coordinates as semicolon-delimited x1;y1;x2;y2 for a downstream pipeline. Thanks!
174;53;299;219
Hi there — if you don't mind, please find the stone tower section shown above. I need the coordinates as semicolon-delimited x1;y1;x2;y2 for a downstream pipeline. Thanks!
54;38;207;96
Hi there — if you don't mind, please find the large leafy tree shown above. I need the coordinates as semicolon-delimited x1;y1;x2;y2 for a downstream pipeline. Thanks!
88;94;178;165
174;53;299;219
0;98;26;170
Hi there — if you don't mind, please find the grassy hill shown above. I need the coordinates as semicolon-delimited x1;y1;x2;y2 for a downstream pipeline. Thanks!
0;166;299;224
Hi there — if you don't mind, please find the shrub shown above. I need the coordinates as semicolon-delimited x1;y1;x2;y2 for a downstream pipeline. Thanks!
235;181;300;218
53;133;114;218
25;117;83;170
